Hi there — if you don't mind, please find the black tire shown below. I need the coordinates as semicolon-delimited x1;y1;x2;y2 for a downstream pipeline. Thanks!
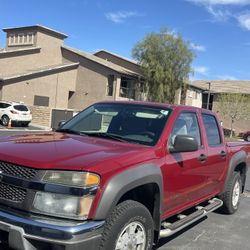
99;200;154;250
22;122;30;127
1;115;9;127
218;172;242;214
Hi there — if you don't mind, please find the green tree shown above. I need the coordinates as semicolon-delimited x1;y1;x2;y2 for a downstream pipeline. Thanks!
132;28;194;103
218;93;250;137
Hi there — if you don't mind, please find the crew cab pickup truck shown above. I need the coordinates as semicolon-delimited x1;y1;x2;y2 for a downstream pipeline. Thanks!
0;101;249;250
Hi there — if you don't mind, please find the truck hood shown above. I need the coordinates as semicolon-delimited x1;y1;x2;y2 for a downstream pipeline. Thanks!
0;132;150;171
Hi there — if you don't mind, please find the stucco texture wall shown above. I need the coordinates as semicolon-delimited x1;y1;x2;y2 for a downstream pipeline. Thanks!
95;51;142;75
0;31;64;76
1;69;77;109
62;49;115;110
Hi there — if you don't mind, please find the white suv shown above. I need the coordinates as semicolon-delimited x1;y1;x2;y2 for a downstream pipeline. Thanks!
0;101;32;127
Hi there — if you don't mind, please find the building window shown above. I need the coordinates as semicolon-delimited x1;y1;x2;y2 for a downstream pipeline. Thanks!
68;91;75;100
8;32;34;46
107;75;114;96
120;77;136;99
34;95;49;107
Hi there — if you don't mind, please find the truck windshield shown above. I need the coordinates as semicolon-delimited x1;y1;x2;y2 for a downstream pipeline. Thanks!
58;103;171;146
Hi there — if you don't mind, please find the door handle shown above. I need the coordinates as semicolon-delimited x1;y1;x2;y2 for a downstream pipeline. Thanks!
199;154;207;163
220;151;227;158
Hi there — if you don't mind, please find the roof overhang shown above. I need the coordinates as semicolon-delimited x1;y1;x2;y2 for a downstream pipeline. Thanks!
188;80;250;95
62;46;142;78
3;25;68;39
0;63;79;83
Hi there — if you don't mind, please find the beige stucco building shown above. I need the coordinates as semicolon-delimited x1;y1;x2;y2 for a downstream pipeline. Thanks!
1;25;249;133
186;80;250;134
0;25;143;128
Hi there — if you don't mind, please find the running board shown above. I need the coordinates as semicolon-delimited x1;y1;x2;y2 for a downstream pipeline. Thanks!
160;198;223;238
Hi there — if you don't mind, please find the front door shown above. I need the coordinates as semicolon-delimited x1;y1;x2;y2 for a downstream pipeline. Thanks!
162;111;209;217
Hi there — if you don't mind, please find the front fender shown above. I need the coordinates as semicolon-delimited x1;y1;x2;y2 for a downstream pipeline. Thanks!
93;163;163;220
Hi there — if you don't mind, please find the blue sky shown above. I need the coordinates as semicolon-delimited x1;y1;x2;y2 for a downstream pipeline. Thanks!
1;0;250;80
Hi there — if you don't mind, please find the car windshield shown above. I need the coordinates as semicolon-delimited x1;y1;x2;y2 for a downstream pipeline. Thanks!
58;103;171;146
14;105;29;111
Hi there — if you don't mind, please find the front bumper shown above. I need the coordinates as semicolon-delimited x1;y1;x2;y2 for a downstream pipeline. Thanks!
0;208;104;250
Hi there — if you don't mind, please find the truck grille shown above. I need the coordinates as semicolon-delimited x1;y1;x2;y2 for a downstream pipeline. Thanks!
0;183;26;202
0;161;38;179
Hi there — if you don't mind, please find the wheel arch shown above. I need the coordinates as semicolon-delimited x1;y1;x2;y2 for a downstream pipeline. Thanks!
224;150;247;193
93;163;163;233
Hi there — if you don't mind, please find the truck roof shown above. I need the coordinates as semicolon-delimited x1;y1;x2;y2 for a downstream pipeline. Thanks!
97;101;215;115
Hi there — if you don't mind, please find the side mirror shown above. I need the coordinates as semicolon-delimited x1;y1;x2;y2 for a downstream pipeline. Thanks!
171;135;199;153
58;120;66;128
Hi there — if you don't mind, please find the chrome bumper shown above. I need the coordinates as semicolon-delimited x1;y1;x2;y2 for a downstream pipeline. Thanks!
0;209;104;250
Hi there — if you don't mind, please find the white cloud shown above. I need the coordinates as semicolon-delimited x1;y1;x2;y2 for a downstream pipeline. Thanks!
106;11;140;23
194;66;209;75
206;6;232;21
187;0;250;5
237;12;250;30
187;0;250;22
190;43;206;51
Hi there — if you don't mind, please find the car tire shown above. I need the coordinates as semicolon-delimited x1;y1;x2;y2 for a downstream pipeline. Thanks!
99;200;154;250
218;172;242;214
23;122;30;127
1;115;9;127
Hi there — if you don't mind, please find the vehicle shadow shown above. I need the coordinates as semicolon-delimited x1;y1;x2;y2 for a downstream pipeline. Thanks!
154;216;207;249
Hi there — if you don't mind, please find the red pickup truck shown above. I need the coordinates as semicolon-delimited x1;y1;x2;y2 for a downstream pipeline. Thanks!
0;101;249;250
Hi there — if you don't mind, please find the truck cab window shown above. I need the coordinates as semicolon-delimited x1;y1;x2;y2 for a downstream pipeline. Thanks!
202;114;221;146
169;112;201;147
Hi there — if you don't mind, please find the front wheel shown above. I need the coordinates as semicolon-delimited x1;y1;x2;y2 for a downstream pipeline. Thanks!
218;172;242;214
99;200;154;250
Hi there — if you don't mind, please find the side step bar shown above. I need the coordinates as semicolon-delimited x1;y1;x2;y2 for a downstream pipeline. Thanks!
160;198;223;238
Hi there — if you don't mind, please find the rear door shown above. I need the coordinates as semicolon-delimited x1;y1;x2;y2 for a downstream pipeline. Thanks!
201;113;227;194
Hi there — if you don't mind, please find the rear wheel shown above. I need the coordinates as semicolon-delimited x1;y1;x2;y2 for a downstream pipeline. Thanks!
218;172;242;214
1;115;9;127
99;200;154;250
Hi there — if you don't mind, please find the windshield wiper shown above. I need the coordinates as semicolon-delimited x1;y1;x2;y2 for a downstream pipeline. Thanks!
84;132;129;143
56;128;87;136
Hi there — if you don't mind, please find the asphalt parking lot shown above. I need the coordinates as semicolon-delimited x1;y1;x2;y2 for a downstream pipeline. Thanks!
0;124;48;136
0;128;249;250
156;192;250;250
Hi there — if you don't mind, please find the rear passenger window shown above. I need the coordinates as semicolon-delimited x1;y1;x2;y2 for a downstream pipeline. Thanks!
202;114;221;146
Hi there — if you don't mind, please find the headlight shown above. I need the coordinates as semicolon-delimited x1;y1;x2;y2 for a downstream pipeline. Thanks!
43;171;100;187
35;171;100;219
32;192;94;220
